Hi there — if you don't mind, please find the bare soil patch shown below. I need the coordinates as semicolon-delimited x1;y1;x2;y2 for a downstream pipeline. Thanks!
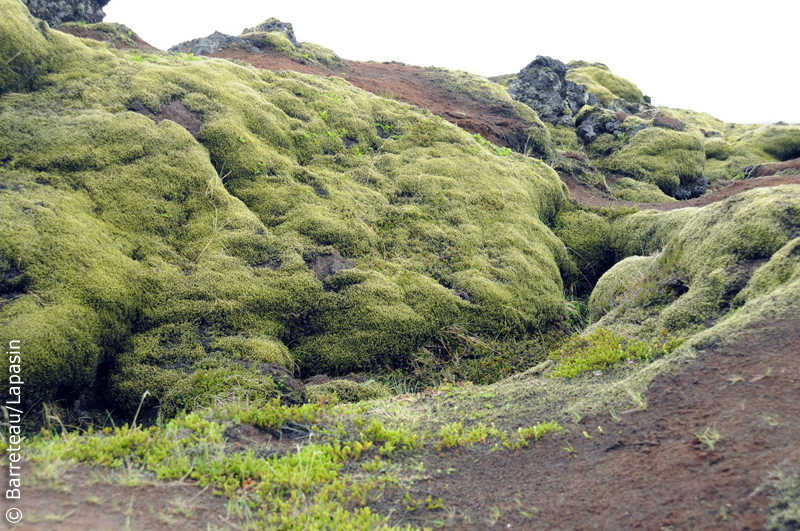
375;314;800;530
0;462;241;530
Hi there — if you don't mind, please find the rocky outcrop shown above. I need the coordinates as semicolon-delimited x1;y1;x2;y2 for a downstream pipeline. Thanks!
243;18;300;47
168;30;261;56
508;56;600;126
22;0;108;26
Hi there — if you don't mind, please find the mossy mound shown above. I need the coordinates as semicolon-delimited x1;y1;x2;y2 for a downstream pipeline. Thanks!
609;177;676;203
553;211;613;288
566;61;645;106
0;0;572;415
591;186;800;338
0;0;51;93
703;137;733;160
704;124;800;181
605;124;706;196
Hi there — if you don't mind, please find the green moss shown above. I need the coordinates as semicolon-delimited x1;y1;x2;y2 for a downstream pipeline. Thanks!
547;327;682;378
305;379;391;403
767;472;800;531
487;73;517;88
588;255;653;322
547;124;582;152
0;3;574;414
605;126;706;195
701;123;800;181
704;137;733;160
593;186;799;339
566;62;645;105
0;0;51;93
609;177;677;203
554;211;613;288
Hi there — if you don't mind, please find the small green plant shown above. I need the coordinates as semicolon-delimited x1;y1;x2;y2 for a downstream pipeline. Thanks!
405;492;423;512
625;388;647;410
695;426;722;450
488;506;501;525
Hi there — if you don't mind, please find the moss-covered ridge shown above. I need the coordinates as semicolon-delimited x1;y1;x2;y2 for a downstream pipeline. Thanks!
0;0;573;414
566;61;645;106
591;185;800;339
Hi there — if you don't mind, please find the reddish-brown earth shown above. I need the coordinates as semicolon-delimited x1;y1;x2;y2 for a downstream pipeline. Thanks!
377;315;800;530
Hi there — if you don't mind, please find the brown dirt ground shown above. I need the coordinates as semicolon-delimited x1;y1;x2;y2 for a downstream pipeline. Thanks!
0;462;241;530
376;314;800;530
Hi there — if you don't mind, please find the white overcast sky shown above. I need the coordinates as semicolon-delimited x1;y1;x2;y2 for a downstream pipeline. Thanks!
104;0;799;124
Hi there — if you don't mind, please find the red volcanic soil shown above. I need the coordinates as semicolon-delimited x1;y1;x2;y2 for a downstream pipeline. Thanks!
375;315;800;530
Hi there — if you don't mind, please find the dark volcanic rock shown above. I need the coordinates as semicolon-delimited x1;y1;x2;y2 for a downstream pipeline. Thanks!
508;56;593;126
168;31;260;56
607;99;647;115
22;0;109;26
674;176;708;200
243;18;300;47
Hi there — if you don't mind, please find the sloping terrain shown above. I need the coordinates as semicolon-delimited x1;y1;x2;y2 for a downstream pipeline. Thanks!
1;4;800;530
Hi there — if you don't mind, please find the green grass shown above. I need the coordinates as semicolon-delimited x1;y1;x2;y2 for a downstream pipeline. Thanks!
547;328;683;378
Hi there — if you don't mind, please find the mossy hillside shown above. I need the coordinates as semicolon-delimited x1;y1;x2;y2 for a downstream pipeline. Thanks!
605;124;706;195
566;62;645;106
0;4;573;414
591;186;800;339
659;107;758;137
420;67;553;155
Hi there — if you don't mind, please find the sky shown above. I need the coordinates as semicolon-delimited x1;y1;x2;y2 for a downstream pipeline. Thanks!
103;0;800;124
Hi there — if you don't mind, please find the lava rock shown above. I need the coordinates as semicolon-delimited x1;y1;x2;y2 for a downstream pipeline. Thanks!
508;56;591;126
674;176;708;200
575;106;625;143
22;0;109;27
243;18;300;47
608;98;647;115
